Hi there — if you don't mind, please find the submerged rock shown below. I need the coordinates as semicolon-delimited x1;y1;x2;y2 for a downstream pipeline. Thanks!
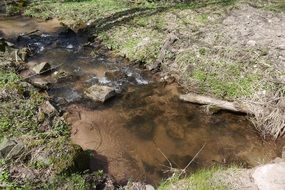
124;182;155;190
32;62;51;74
105;70;127;81
85;85;116;103
30;78;49;89
52;70;77;83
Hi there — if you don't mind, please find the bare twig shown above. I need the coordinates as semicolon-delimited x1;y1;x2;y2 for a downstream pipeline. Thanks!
179;143;206;176
153;140;173;169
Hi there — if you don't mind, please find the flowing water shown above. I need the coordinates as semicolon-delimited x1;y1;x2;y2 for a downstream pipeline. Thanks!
0;16;283;185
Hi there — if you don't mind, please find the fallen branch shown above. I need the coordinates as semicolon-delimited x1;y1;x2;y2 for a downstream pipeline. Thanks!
179;93;253;114
180;92;285;139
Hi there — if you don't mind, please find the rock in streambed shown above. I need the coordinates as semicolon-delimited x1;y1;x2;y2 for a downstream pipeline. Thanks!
32;62;51;74
84;84;116;103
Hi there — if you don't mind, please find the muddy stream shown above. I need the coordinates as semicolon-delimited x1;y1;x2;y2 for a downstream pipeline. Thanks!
0;16;283;185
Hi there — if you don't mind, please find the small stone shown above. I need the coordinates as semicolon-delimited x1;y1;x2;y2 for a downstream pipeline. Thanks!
247;40;256;46
53;70;68;80
104;178;115;190
6;41;14;47
37;111;46;123
40;101;57;116
6;142;24;160
85;85;116;103
125;182;145;190
0;138;16;159
145;184;155;190
30;78;49;89
32;62;51;74
39;119;52;132
0;138;24;160
277;44;285;50
53;70;78;83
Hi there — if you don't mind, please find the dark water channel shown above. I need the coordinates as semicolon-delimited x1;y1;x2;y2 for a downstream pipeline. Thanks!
0;16;283;185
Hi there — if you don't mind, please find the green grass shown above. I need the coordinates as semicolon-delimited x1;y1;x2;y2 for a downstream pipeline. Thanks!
44;173;87;190
0;69;44;140
0;67;84;188
158;166;229;190
0;70;21;88
99;26;164;64
25;0;134;21
191;62;260;99
175;47;266;100
264;1;285;12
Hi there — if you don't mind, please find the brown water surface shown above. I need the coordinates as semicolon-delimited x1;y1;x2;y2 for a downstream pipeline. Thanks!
0;16;282;186
0;16;62;38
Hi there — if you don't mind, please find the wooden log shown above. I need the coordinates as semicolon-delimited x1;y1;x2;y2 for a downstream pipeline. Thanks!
179;93;253;114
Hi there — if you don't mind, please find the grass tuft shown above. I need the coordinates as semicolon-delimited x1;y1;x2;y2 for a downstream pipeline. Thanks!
158;166;231;190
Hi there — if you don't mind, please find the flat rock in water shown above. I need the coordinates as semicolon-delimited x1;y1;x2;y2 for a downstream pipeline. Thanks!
32;62;51;74
105;70;127;81
85;85;116;103
30;78;49;89
252;162;285;190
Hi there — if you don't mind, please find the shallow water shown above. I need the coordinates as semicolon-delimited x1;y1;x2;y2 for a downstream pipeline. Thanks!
0;16;283;185
0;16;61;38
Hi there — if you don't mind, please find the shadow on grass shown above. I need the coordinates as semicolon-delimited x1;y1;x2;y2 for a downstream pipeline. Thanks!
80;0;237;35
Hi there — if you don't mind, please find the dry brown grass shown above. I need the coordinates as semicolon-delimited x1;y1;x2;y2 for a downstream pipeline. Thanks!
244;90;285;139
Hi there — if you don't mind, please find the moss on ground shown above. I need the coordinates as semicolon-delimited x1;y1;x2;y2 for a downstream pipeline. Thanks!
99;26;164;64
0;65;87;188
158;166;239;190
0;68;44;141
